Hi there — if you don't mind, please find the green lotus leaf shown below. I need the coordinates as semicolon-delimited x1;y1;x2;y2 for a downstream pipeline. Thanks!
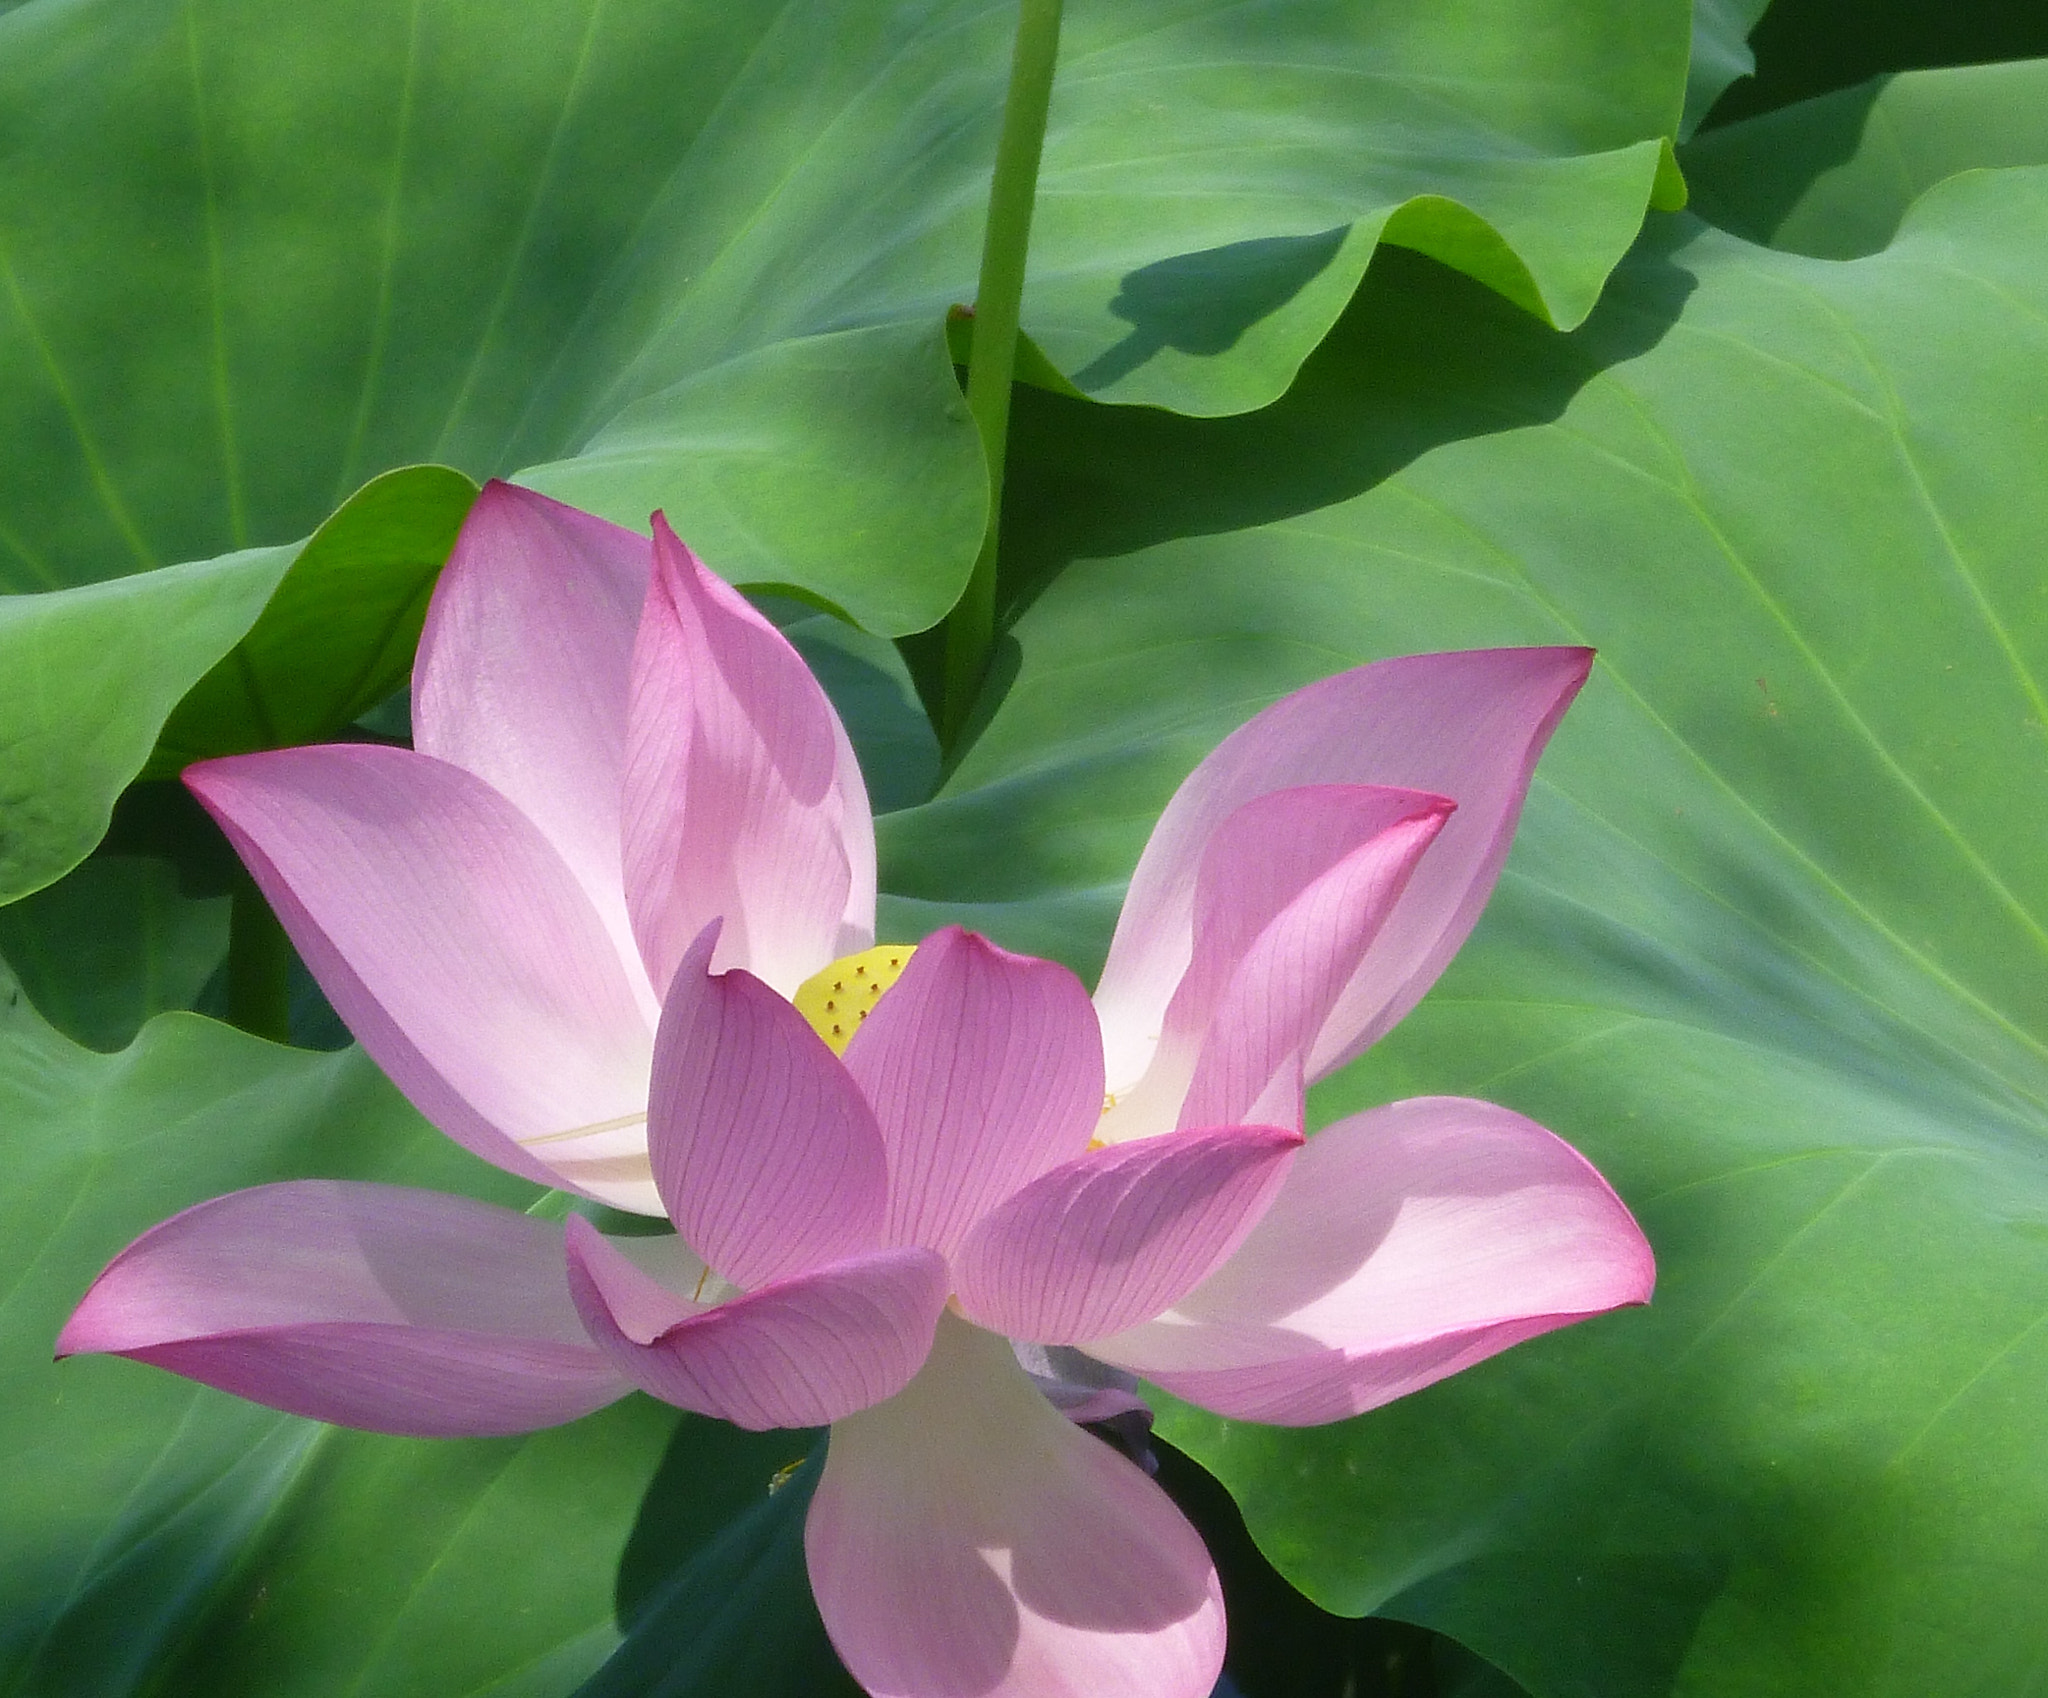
0;552;285;904
1685;58;2048;256
0;462;480;905
879;166;2048;1696
146;462;477;776
0;0;1690;635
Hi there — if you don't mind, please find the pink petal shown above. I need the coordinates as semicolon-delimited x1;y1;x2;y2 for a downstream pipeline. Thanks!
1088;1098;1654;1425
1094;648;1593;1094
840;927;1103;1258
187;746;658;1209
648;925;887;1290
621;516;874;1000
412;482;656;1016
562;1215;945;1429
807;1314;1224;1698
953;1125;1302;1344
1101;785;1452;1141
56;1182;629;1436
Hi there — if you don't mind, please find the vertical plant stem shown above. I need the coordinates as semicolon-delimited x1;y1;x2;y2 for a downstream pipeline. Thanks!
940;0;1064;751
228;870;292;1043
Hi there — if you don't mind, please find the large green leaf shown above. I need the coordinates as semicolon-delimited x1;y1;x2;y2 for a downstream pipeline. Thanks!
0;553;284;904
878;167;2048;1695
0;985;675;1696
0;0;1688;633
1684;59;2048;257
0;464;479;905
146;463;476;776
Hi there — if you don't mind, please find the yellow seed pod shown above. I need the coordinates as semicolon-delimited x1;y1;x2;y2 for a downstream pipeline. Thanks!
791;944;917;1054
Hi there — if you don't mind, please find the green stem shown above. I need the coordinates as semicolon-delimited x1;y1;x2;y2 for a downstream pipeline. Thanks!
228;872;292;1043
940;0;1064;751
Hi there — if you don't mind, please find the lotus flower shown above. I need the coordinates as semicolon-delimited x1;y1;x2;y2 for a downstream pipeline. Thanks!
60;485;1653;1698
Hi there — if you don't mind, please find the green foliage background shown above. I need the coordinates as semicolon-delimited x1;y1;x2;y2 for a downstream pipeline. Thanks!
5;0;2048;1693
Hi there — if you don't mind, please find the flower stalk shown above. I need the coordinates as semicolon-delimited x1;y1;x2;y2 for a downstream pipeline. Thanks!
940;0;1064;751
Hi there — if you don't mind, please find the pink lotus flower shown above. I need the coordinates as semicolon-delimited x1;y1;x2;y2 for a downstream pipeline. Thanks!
59;485;1652;1698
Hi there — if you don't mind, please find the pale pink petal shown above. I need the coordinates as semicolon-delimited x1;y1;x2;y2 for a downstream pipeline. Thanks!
807;1314;1223;1698
56;1182;629;1436
1089;1098;1654;1424
648;925;887;1289
953;1125;1301;1344
1099;785;1452;1142
562;1215;944;1429
412;481;656;1016
1094;648;1594;1094
621;516;874;999
187;746;658;1210
840;927;1103;1258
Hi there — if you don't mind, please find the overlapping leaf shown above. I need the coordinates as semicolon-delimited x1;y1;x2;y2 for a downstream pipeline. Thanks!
0;465;473;904
146;463;476;776
1684;58;2048;256
576;1424;856;1698
1701;0;2048;127
878;166;2048;1695
0;0;1688;633
0;553;282;904
1681;0;1769;136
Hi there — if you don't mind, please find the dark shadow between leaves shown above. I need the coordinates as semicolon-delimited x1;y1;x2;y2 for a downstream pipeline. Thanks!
1697;0;2048;128
1002;238;1696;624
1073;227;1353;392
1679;79;1884;248
925;235;1696;775
587;1415;859;1698
1152;1438;1530;1698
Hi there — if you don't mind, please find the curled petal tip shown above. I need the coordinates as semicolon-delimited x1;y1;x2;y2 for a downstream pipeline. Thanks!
622;512;871;998
1095;645;1605;1110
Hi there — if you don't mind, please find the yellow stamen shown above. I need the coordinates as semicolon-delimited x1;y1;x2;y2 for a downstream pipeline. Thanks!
793;944;916;1054
1086;1090;1122;1150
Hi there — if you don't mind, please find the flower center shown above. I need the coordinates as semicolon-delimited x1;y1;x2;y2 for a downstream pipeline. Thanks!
792;944;916;1054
